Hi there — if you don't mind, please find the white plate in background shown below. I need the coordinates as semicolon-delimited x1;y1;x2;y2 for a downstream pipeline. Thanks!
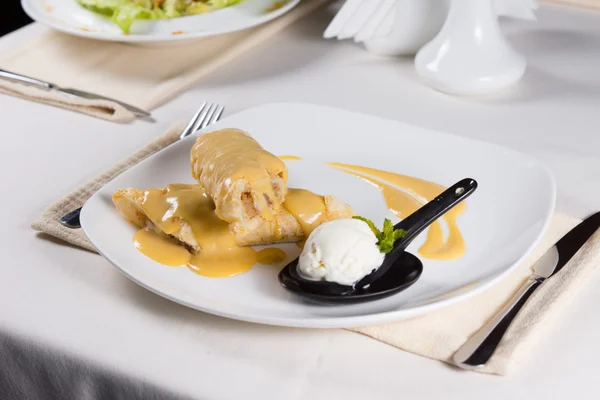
81;103;555;328
22;0;300;45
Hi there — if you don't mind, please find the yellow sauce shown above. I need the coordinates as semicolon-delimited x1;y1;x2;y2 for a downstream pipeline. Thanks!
188;247;258;278
256;248;288;264
283;189;327;236
278;155;302;161
131;184;286;277
133;229;190;266
330;163;466;260
139;184;234;250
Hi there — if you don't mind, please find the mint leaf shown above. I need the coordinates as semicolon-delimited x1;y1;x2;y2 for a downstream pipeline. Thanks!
378;235;396;253
382;219;393;238
393;228;407;241
353;216;408;254
352;216;382;240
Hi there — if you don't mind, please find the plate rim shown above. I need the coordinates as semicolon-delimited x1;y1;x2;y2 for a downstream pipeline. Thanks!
21;0;301;43
81;102;556;328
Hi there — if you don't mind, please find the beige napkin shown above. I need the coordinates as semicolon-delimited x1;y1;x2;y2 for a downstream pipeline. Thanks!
32;125;599;376
32;122;185;250
0;0;330;122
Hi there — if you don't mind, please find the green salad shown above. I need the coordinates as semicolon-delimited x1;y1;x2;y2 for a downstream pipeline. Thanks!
76;0;243;34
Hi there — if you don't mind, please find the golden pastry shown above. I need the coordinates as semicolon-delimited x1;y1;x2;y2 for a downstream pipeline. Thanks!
112;129;355;277
233;189;355;246
190;128;287;225
112;184;354;250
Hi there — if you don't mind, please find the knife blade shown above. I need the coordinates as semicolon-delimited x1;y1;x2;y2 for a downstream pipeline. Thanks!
549;211;600;277
454;211;600;369
0;68;151;119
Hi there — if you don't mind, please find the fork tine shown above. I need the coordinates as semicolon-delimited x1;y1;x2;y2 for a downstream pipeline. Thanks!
190;103;214;133
198;103;218;130
180;102;207;139
208;105;224;126
179;102;224;140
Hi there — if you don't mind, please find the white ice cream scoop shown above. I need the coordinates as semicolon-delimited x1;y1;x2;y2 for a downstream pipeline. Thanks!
298;219;385;286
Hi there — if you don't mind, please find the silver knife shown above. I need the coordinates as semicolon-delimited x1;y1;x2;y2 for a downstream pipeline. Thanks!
0;68;152;119
454;211;600;369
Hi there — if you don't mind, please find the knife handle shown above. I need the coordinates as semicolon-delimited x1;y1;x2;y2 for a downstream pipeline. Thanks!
453;277;543;369
0;69;54;90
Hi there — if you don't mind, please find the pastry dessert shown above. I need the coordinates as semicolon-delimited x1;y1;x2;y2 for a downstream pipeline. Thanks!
112;185;354;251
113;184;223;254
112;128;354;277
233;189;355;246
190;128;287;225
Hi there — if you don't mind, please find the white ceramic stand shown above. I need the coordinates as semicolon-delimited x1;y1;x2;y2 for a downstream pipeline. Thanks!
364;0;449;56
414;0;526;95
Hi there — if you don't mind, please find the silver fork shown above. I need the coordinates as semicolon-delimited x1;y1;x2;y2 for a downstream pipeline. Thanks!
59;102;225;229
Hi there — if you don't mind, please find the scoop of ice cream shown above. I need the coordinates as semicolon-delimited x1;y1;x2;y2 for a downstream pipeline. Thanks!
298;219;385;285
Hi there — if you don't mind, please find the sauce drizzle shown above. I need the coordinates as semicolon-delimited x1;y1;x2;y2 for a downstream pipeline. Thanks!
329;163;466;260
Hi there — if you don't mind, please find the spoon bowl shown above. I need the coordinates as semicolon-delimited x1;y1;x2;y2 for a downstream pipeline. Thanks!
279;251;423;302
278;178;478;302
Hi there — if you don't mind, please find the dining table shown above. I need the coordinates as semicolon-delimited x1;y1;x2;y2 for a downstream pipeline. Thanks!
1;2;600;399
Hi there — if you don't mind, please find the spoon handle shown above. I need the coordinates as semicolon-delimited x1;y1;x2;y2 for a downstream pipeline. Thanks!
393;178;478;251
354;178;477;291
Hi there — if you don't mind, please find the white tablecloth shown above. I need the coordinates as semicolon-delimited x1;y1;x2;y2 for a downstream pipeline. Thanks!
1;3;600;399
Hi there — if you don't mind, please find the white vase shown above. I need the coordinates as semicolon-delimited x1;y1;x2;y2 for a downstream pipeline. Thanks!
414;0;526;95
364;0;449;57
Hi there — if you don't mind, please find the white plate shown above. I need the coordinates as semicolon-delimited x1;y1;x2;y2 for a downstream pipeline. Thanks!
22;0;300;45
81;103;555;328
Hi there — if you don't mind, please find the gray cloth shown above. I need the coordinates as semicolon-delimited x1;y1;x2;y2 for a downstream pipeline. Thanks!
0;330;192;400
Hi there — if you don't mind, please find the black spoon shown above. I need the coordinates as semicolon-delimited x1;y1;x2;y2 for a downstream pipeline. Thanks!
278;178;478;302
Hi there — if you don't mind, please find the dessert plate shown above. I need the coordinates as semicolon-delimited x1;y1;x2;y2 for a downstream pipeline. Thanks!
81;103;555;328
22;0;300;45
